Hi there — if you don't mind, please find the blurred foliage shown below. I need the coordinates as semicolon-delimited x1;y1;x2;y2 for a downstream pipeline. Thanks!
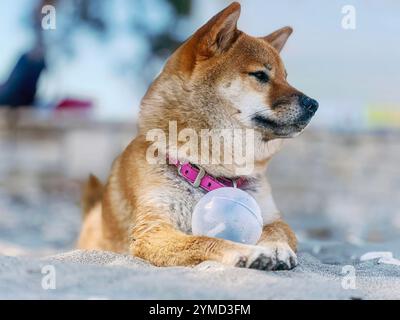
32;0;193;80
71;0;107;31
167;0;192;16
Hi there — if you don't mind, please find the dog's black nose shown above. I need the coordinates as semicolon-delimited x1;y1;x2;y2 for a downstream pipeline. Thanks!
299;95;319;114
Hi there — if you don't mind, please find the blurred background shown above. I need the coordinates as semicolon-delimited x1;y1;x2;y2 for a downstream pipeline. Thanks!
0;0;399;257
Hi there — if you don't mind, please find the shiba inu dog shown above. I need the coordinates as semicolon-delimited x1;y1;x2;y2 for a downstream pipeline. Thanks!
78;2;318;271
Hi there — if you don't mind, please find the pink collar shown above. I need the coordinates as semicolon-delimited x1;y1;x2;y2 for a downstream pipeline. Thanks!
169;158;248;192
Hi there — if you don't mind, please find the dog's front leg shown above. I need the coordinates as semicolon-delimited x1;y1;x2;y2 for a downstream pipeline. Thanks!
130;210;290;270
257;219;298;270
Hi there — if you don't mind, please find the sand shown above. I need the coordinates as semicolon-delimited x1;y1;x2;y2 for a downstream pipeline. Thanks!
1;240;399;300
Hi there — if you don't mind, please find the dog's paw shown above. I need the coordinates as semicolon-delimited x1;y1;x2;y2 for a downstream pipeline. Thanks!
221;243;297;271
256;241;298;270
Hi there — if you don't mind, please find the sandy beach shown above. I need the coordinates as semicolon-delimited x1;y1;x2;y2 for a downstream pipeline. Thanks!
1;240;400;299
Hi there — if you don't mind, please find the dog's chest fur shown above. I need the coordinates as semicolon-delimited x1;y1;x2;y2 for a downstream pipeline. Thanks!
162;171;206;233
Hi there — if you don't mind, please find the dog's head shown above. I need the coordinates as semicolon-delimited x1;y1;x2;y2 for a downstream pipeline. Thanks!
163;2;318;140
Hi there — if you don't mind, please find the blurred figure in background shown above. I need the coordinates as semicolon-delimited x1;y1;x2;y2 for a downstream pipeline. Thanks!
0;44;46;108
0;0;47;108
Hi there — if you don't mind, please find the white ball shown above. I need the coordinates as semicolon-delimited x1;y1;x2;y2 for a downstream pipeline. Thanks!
192;187;263;245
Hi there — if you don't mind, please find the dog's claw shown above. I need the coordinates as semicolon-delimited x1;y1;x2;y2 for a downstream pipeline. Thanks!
235;256;247;268
274;261;288;271
249;254;270;270
289;256;298;269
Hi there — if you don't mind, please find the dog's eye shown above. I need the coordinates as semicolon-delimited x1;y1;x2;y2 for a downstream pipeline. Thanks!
249;71;269;83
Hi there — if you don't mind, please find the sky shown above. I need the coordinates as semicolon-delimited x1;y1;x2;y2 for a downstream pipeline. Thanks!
0;0;399;128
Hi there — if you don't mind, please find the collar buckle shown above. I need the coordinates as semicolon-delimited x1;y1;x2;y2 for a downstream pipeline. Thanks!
192;166;206;188
178;163;206;188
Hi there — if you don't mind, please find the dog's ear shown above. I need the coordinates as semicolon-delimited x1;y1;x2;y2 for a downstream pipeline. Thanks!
195;2;241;58
262;26;293;52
